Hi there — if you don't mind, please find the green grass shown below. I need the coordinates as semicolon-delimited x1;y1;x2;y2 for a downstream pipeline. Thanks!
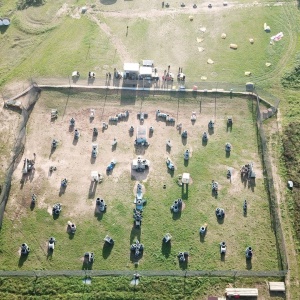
0;91;279;273
0;276;286;300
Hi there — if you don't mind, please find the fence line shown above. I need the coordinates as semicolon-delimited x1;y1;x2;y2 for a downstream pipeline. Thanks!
0;80;285;278
0;269;287;278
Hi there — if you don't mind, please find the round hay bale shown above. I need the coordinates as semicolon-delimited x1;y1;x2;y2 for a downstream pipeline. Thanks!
201;76;207;80
221;33;227;39
229;43;238;49
207;58;214;64
244;71;251;76
189;15;193;21
249;38;254;44
265;62;272;67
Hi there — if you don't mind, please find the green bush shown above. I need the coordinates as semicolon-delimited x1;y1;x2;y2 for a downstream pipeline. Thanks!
16;0;46;10
281;53;300;88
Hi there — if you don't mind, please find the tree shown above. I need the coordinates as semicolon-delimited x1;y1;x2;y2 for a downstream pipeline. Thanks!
17;0;46;10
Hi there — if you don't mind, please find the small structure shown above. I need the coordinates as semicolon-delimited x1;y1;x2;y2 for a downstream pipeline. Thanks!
178;251;189;262
91;171;102;183
130;240;144;257
88;71;95;78
220;241;226;254
102;122;108;130
246;82;255;92
51;109;58;119
132;156;150;171
134;183;147;211
137;112;148;122
111;138;117;147
93;127;98;136
52;139;58;148
227;116;233;126
245;246;253;259
74;129;80;139
208;120;214;129
191;111;196;122
149;126;154;133
48;237;56;251
31;194;37;207
199;223;207;235
61;178;68;187
90;109;95;119
135;126;148;146
215;207;225;219
4;99;22;109
240;162;256;179
287;180;293;189
181;130;188;138
166;157;175;170
129;126;134;133
84;252;95;263
92;144;98;158
106;159;116;172
52;203;62;215
162;233;172;243
225;142;232;152
182;173;190;184
243;199;247;214
227;169;232;179
67;221;76;234
124;63;140;80
225;288;258;297
133;209;143;228
184;150;190;160
116;110;129;120
70;117;75;126
202;132;208;142
170;198;183;213
211;180;218;194
20;243;30;255
139;66;152;80
104;235;114;245
1;18;10;26
22;158;34;174
72;71;80;78
269;282;285;293
96;198;107;212
166;140;172;149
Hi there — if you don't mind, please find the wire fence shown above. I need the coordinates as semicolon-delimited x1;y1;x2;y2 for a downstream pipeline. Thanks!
0;80;286;278
0;269;287;278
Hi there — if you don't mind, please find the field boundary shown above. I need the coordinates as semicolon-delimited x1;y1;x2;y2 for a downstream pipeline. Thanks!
0;81;286;279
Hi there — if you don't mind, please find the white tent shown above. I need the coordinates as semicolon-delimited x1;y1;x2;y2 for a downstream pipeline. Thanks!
142;60;153;67
124;63;139;73
182;173;190;184
139;66;152;77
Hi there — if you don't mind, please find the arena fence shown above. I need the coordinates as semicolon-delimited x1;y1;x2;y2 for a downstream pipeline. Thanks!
0;79;286;278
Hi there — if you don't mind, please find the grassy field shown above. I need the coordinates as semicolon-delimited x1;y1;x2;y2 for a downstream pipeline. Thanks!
0;90;279;273
0;276;287;300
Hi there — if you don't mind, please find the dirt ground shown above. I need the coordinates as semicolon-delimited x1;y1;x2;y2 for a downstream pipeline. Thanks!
9;90;263;222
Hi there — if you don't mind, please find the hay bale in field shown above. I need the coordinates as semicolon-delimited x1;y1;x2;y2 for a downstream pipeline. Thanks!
207;58;214;64
265;62;272;67
197;37;204;43
198;47;205;52
244;71;251;76
221;33;227;39
230;43;238;49
189;15;193;21
201;76;207;80
249;38;254;44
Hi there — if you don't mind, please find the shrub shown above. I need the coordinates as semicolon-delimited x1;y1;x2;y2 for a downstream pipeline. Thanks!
16;0;46;10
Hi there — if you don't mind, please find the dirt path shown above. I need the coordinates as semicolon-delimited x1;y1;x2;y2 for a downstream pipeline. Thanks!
268;109;300;300
88;13;131;63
